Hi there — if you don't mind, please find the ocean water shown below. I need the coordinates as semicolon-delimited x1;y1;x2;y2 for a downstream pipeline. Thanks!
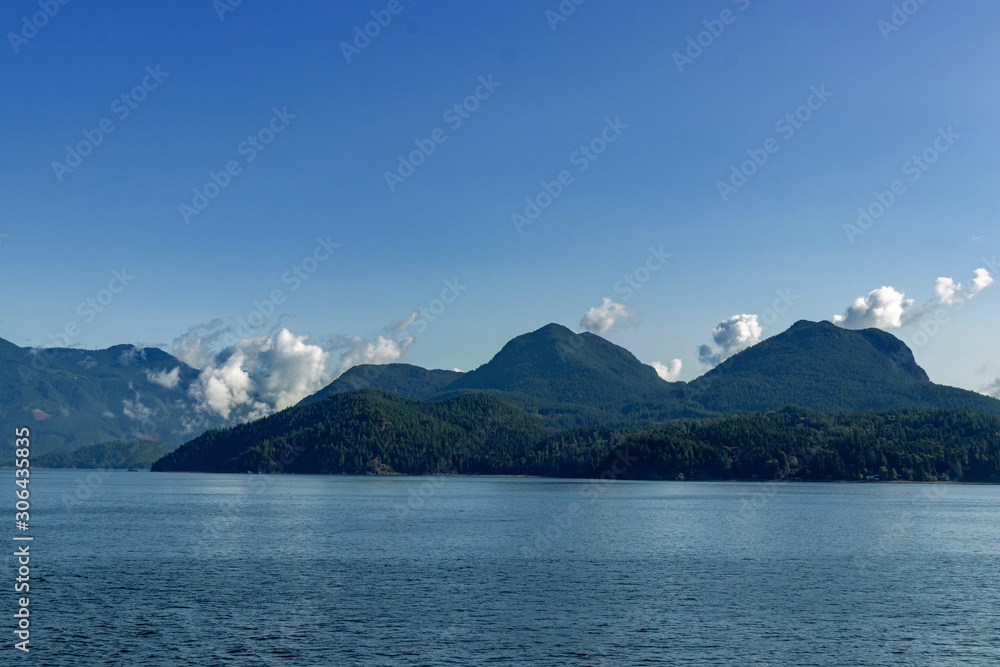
10;470;1000;665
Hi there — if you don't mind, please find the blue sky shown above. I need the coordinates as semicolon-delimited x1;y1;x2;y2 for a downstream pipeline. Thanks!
2;0;998;397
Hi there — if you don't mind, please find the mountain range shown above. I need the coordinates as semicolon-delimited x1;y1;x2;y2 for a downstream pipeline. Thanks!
6;320;1000;468
0;336;225;459
297;320;1000;420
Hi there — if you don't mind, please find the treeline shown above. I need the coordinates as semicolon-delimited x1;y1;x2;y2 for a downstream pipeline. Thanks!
34;439;168;469
588;405;1000;482
153;390;551;475
153;390;1000;483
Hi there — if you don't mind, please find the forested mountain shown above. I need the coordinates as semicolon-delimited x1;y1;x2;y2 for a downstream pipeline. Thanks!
155;391;1000;483
299;363;461;404
153;389;551;475
11;319;1000;474
589;405;1000;483
689;320;1000;415
34;439;168;469
0;337;224;459
429;323;701;427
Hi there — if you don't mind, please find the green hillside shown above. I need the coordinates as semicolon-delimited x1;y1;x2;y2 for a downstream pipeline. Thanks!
299;363;461;404
688;320;1000;415
34;439;168;469
432;323;700;427
153;389;551;475
0;337;224;460
589;405;1000;483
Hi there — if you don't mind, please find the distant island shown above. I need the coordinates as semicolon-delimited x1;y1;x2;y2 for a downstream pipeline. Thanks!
4;320;999;480
150;321;1000;483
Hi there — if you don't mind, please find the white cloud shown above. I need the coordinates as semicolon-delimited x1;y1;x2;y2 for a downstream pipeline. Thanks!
580;297;637;334
651;359;683;381
189;329;331;421
932;268;993;307
122;397;154;424
390;311;419;336
934;277;963;306
832;286;913;329
699;314;762;366
335;334;413;376
971;268;994;295
171;319;229;369
147;367;181;389
118;346;147;366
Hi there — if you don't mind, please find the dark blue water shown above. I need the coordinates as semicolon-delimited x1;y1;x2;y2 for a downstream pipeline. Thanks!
8;470;1000;665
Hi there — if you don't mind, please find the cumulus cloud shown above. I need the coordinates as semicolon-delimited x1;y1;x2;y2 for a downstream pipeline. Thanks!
838;270;994;331
698;314;762;366
933;268;994;307
832;286;913;329
147;367;181;389
334;334;413;376
172;319;229;369
580;298;637;334
971;268;994;295
189;329;331;421
651;359;683;381
933;277;963;306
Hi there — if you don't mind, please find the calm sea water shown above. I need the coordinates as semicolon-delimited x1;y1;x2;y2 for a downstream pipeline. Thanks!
9;470;1000;665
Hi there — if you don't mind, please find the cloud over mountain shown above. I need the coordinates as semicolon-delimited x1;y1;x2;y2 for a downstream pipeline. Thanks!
833;286;912;329
580;298;636;334
334;334;413;376
188;329;330;421
651;359;683;381
699;314;762;366
835;268;993;331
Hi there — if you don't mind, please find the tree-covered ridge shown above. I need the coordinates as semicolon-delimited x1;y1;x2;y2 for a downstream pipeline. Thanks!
154;387;1000;484
0;336;222;459
298;363;461;404
688;320;1000;415
589;405;1000;483
34;439;168;469
153;389;552;475
429;323;699;428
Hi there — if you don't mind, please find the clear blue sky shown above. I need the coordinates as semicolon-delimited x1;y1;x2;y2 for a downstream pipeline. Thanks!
2;0;998;394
